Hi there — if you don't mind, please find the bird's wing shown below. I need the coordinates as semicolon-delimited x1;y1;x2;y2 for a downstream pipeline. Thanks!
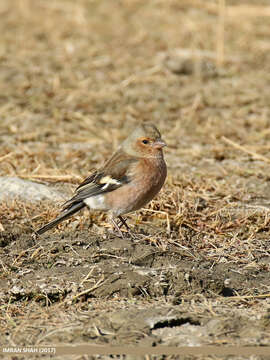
63;151;138;210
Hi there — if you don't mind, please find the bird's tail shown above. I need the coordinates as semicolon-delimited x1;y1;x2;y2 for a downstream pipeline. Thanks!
36;202;86;235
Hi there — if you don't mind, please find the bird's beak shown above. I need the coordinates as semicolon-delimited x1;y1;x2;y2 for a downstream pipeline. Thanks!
153;138;167;149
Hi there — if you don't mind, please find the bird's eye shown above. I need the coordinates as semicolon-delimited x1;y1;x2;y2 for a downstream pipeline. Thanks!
142;139;149;144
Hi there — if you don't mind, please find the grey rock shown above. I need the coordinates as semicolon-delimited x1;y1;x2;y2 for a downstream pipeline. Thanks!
0;177;65;203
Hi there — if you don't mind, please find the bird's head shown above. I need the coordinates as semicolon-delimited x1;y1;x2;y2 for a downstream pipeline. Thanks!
122;123;166;158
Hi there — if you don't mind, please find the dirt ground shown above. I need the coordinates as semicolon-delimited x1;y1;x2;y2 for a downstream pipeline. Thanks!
1;0;270;359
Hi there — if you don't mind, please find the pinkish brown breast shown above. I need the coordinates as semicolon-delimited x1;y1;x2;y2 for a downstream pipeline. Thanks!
105;156;167;217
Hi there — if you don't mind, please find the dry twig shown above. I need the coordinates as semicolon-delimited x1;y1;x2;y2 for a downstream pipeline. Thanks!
18;174;83;183
222;136;270;164
72;275;105;302
226;294;270;300
0;152;16;163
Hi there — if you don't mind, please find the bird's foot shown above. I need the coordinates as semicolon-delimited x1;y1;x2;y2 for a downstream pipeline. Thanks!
109;216;138;240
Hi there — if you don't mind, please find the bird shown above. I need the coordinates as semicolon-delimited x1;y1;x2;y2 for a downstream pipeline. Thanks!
35;122;167;237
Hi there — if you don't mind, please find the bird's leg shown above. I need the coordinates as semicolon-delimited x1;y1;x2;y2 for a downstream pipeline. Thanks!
117;216;138;240
109;215;137;240
110;217;124;238
117;216;130;230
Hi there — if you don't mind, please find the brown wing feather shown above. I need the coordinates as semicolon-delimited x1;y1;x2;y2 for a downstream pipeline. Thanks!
102;149;138;178
63;150;138;210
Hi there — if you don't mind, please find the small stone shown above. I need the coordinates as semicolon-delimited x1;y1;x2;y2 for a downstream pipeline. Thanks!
0;177;65;203
157;48;219;77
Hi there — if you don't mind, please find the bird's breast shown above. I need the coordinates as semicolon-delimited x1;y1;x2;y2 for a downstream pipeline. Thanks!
106;156;167;216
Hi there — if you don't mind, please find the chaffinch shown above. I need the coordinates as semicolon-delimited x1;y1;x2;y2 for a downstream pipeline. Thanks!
36;122;167;236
